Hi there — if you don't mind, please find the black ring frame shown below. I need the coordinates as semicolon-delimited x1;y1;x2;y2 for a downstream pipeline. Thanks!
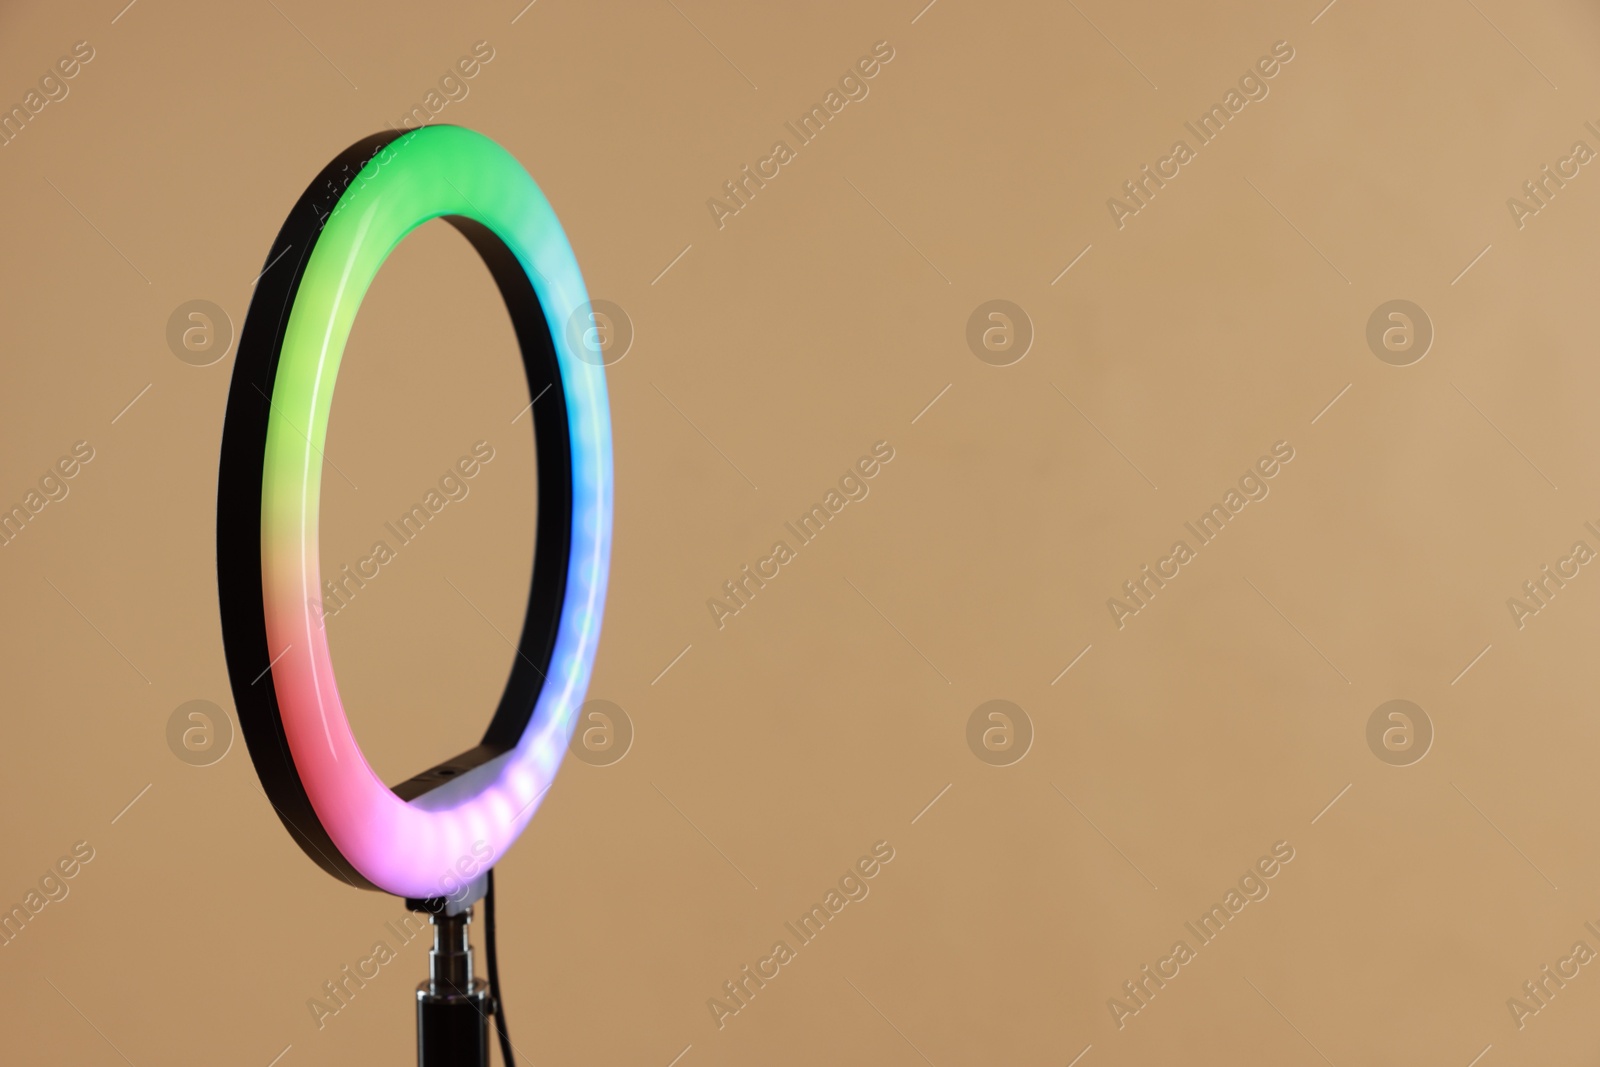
216;129;574;892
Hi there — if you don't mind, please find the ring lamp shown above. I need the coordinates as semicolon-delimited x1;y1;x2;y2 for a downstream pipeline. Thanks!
217;125;612;900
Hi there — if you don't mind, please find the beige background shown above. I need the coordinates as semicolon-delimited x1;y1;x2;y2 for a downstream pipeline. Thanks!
4;0;1600;1063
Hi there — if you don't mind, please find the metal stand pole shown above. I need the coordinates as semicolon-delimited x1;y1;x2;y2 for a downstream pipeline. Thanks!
408;877;491;1067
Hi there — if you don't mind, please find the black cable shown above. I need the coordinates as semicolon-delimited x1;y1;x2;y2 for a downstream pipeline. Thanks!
485;868;515;1065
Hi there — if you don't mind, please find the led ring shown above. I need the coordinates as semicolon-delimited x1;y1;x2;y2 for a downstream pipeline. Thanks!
217;126;612;899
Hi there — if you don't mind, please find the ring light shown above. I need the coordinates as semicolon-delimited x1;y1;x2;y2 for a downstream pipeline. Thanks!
217;125;612;900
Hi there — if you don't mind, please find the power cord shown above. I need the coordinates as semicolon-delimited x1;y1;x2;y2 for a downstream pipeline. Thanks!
485;868;515;1065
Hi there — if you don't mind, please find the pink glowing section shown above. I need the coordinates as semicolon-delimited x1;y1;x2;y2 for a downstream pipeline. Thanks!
257;126;611;897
